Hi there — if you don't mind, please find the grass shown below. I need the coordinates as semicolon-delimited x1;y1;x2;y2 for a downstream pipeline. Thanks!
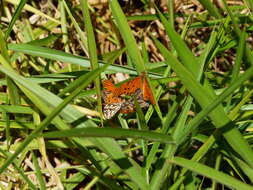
0;0;253;189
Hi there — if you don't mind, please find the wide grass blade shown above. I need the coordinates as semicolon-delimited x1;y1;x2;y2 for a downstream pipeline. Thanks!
181;65;253;143
110;0;145;73
8;43;156;76
170;157;253;190
43;127;175;144
156;7;199;76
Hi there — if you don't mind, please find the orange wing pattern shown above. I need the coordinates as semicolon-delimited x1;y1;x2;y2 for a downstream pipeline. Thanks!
102;80;117;94
113;76;142;97
102;74;155;119
114;73;155;105
141;75;155;104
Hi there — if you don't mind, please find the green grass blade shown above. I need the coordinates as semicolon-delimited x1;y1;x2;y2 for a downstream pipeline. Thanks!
156;7;199;77
1;29;22;109
221;0;253;67
5;0;60;24
197;0;222;19
32;151;47;190
7;43;153;76
5;0;27;39
181;66;253;143
43;127;175;144
0;55;92;124
94;138;150;190
231;31;246;84
170;157;253;190
57;71;93;97
154;38;253;161
170;134;217;190
0;60;150;189
110;0;145;73
150;37;253;189
244;0;253;12
110;0;162;119
0;30;9;59
153;39;213;110
0;149;37;190
0;105;33;114
62;0;88;55
59;0;70;54
64;172;86;190
80;0;103;121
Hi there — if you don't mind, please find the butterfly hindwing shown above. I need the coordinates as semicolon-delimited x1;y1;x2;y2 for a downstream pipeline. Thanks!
103;102;122;119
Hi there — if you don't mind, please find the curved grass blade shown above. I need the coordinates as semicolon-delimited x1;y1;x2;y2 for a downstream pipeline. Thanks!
170;157;253;190
154;37;253;162
155;7;199;77
8;43;158;76
182;66;253;143
43;127;175;144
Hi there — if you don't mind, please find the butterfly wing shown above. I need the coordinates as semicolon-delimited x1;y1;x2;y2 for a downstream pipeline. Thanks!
102;80;117;93
103;102;122;119
142;76;155;105
119;89;149;114
114;76;142;96
102;87;123;119
120;99;135;113
134;88;150;108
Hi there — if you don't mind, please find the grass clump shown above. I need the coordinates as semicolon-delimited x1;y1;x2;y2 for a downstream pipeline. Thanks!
0;0;253;189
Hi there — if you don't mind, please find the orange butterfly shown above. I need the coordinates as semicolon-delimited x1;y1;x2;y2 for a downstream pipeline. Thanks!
103;73;155;105
102;73;154;119
102;88;149;119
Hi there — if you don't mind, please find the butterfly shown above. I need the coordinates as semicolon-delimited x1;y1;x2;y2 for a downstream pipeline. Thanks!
102;88;149;119
102;73;154;119
103;73;155;105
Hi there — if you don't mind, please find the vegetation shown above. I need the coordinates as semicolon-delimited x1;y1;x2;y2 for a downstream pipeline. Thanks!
0;0;253;189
